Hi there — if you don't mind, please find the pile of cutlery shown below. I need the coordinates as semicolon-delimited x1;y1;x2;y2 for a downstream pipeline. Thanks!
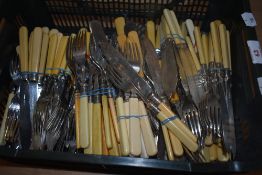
0;9;235;163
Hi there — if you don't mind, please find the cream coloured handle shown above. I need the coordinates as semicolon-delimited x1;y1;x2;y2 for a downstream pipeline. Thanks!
115;96;130;156
19;26;29;72
210;22;222;64
226;30;232;70
219;24;229;69
84;101;93;154
79;96;89;148
115;17;126;52
115;17;125;35
185;19;197;52
49;28;58;37
102;120;109;155
157;103;198;152
163;9;181;44
162;125;174;160
208;33;215;63
129;97;142;156
194;26;205;65
180;22;187;38
202;146;210;162
186;36;201;71
53;35;68;74
74;92;80;149
161;15;171;39
86;31;91;55
38;27;49;73
0;92;15;145
202;33;209;65
146;20;156;47
209;144;218;161
45;34;58;74
217;143;230;162
28;30;34;72
205;134;213;146
124;100;130;137
55;32;63;60
155;25;160;49
92;103;102;155
139;100;157;156
31;27;43;73
169;10;184;43
108;110;120;156
140;133;149;158
169;130;184;156
108;97;120;143
102;95;112;149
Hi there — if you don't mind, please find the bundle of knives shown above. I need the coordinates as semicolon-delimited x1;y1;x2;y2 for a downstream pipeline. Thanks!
0;9;235;163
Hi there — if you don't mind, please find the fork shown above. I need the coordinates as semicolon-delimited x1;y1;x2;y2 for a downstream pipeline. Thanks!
71;29;90;149
4;55;21;145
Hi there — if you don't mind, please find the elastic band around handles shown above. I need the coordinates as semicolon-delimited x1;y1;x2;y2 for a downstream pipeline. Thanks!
20;71;44;76
160;115;178;125
160;34;186;44
45;67;72;75
117;115;147;121
80;88;116;98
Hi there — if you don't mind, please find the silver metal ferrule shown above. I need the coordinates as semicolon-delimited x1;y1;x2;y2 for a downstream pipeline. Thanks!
147;92;161;107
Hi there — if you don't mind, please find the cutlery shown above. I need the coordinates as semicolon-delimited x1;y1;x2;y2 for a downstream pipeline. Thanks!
89;20;198;153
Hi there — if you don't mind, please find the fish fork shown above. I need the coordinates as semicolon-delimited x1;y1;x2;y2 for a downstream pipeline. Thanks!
4;55;21;146
71;29;90;149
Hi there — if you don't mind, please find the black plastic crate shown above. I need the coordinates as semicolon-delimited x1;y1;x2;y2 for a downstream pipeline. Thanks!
0;0;262;173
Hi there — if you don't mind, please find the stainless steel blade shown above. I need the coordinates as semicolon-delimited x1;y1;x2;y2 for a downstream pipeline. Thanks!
221;70;236;158
160;39;179;99
142;37;164;96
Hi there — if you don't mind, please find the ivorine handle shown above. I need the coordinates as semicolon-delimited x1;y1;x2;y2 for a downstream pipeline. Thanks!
31;27;43;73
115;96;129;156
102;95;113;149
108;97;120;143
219;24;229;69
19;26;29;72
157;103;198;152
45;34;58;74
194;26;205;65
146;20;156;47
38;27;49;73
79;96;89;148
169;130;184;156
210;22;222;64
139;101;157;156
92;102;102;155
186;36;201;71
162;125;174;160
129;97;142;156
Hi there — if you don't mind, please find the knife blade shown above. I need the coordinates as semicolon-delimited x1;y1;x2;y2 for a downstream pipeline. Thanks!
142;37;164;97
160;39;179;99
142;37;184;157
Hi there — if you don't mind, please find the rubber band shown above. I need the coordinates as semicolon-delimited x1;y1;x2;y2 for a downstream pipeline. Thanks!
45;68;72;75
20;71;44;76
160;115;178;125
117;115;147;121
80;87;116;98
160;34;186;45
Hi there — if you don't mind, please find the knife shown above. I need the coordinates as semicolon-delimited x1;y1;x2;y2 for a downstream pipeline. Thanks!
142;37;183;157
89;20;198;152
